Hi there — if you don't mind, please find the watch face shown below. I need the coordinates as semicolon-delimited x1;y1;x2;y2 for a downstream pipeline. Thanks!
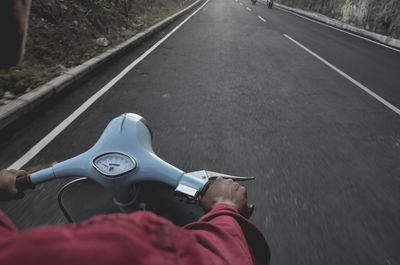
93;153;136;177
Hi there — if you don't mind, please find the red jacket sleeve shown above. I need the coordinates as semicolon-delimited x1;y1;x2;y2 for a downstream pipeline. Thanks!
184;204;270;265
0;205;269;265
0;210;17;233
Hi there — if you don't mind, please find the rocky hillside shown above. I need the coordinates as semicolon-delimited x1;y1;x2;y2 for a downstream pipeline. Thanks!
276;0;400;39
0;0;193;103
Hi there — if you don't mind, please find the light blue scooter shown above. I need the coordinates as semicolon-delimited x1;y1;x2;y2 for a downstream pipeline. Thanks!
17;113;254;224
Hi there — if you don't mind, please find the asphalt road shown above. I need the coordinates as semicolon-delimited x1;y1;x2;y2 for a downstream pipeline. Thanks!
1;0;400;264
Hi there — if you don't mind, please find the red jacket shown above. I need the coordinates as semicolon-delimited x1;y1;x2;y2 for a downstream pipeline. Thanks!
0;204;270;265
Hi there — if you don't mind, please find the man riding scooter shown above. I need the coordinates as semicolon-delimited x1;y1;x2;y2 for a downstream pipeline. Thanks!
0;169;270;265
0;1;270;264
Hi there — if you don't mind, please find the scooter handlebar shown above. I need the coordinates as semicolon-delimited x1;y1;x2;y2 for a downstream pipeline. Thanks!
22;114;254;205
29;168;56;185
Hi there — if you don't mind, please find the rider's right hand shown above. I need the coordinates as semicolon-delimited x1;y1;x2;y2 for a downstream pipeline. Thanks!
200;177;255;218
0;169;28;200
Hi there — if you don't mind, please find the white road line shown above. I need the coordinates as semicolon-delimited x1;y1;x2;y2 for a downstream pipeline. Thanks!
283;34;400;116
8;0;209;170
239;2;243;6
258;16;266;22
247;7;252;11
278;7;400;53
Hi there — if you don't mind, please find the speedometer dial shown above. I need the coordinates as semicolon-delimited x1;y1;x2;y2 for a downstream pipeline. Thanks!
93;153;136;177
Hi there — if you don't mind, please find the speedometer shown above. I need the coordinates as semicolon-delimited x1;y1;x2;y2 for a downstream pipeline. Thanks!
93;152;136;177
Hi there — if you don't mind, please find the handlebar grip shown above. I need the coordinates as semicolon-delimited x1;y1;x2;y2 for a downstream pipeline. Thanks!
241;204;255;219
16;174;34;191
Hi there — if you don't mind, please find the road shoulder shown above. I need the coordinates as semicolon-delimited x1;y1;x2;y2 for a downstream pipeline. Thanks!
272;2;400;51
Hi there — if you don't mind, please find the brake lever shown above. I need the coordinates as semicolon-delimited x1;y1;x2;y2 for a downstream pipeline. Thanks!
175;170;255;202
197;171;255;199
205;171;255;181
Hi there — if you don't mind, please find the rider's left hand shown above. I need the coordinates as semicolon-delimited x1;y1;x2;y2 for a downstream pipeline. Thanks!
0;169;28;201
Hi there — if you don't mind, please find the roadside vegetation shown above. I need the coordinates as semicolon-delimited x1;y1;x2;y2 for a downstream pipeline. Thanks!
276;0;400;39
0;0;193;103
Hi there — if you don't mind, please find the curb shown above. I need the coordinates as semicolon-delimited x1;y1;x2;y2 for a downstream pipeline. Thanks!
273;2;400;50
0;0;203;130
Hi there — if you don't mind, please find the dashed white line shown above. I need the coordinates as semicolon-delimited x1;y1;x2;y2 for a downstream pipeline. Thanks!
239;2;243;6
246;7;252;11
283;34;400;116
258;16;266;22
278;7;400;53
8;0;210;170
